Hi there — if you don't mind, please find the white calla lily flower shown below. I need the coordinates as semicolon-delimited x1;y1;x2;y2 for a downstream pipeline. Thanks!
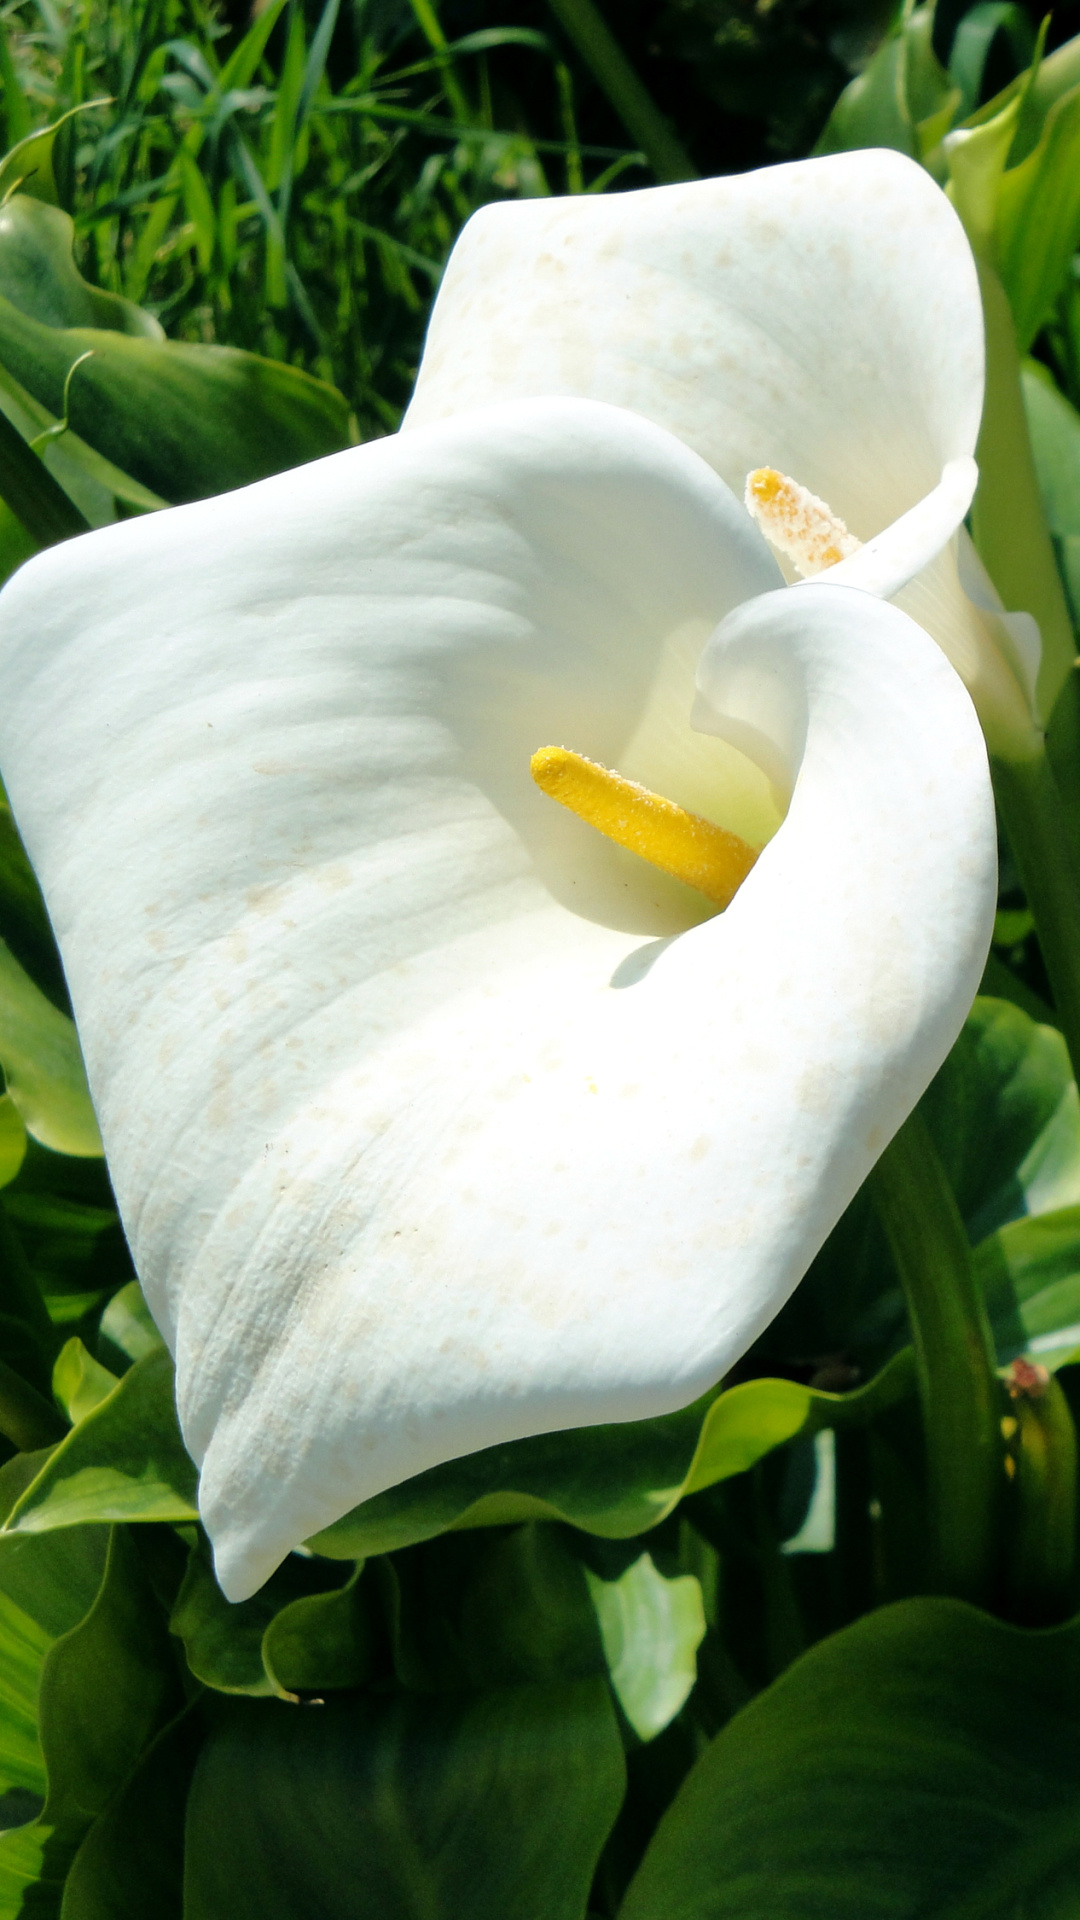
407;149;1041;758
0;396;994;1599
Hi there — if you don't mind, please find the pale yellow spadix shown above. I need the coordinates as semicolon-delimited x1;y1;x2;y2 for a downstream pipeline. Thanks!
744;468;860;578
530;746;756;909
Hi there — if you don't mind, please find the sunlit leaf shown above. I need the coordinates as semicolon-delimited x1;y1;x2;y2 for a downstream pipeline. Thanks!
0;941;100;1157
996;81;1080;347
587;1552;706;1742
4;1349;198;1535
0;1096;26;1190
51;1337;117;1426
306;1353;914;1562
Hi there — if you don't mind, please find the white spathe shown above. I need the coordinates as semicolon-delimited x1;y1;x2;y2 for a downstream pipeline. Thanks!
406;149;1038;754
0;399;996;1599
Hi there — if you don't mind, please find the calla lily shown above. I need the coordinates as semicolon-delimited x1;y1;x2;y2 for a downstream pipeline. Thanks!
0;395;994;1599
407;148;1042;759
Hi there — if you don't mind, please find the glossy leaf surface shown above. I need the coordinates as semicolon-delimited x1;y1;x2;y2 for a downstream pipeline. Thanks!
184;1680;624;1920
4;1350;198;1535
622;1597;1080;1919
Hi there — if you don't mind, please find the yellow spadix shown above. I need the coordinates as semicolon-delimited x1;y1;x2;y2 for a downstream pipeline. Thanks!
530;745;757;910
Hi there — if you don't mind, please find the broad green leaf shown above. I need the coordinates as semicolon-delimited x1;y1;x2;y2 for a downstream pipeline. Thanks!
1;1184;128;1311
0;1097;25;1190
0;358;164;528
0;196;161;339
976;1205;1080;1366
996;82;1080;347
621;1597;1080;1920
0;941;100;1156
170;1536;346;1698
307;1352;914;1562
0;1525;107;1640
385;1524;605;1694
0;299;351;506
921;997;1080;1238
59;1708;200;1920
763;999;1079;1390
6;1526;186;1901
183;1680;625;1920
4;1349;198;1535
261;1563;372;1699
0;1587;49;1796
51;1339;116;1426
586;1552;705;1742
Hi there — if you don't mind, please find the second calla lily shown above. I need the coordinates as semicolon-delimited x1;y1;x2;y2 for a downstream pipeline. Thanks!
408;148;1043;759
0;391;995;1599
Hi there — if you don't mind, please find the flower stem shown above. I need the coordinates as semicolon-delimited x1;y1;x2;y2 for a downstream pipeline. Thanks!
994;747;1080;1086
544;0;698;184
870;1109;1004;1605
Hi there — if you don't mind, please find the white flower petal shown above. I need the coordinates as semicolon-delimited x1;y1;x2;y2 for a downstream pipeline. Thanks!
807;456;978;601
406;152;984;552
0;399;994;1600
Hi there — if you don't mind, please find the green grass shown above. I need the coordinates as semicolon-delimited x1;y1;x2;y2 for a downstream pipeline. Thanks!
0;0;640;430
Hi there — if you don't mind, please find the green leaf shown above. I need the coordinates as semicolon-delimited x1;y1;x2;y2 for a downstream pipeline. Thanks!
3;1349;198;1535
0;789;68;1013
96;1281;164;1374
621;1596;1080;1920
0;298;352;506
949;3;1035;121
0;941;100;1157
4;1525;185;1901
0;358;166;530
923;997;1080;1239
0;399;89;549
59;1708;200;1920
815;29;916;157
384;1524;605;1693
51;1338;117;1426
586;1552;705;1742
0;1097;26;1190
183;1680;625;1920
0;1524;107;1640
996;82;1080;348
0;196;161;339
306;1352;914;1562
260;1562;372;1699
170;1535;347;1698
1023;361;1080;631
0;1586;49;1796
976;1205;1080;1366
0;103;111;209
